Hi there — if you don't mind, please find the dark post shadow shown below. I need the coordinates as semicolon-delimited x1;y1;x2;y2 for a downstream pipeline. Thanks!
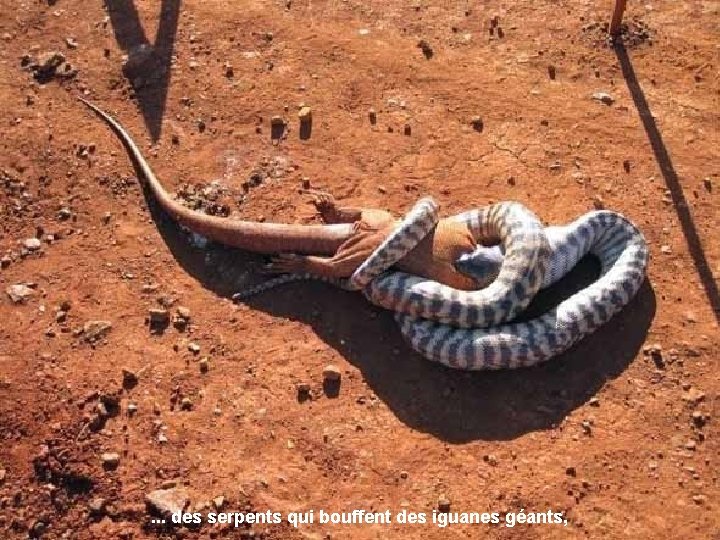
614;42;719;322
104;0;181;141
131;186;655;442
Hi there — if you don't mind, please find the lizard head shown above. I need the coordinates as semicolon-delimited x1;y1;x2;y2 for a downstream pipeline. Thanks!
453;246;504;288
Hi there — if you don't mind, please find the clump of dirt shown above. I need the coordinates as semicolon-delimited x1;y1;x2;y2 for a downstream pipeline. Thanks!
582;18;653;48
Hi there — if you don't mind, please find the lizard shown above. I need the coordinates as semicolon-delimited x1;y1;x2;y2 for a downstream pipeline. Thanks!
79;98;482;290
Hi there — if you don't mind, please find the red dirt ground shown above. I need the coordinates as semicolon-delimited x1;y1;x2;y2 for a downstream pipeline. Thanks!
1;1;718;539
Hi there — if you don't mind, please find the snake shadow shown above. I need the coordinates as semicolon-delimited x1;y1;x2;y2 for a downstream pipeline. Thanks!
144;193;656;442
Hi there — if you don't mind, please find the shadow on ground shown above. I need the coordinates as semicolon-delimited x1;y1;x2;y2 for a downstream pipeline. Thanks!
143;193;655;443
104;0;181;141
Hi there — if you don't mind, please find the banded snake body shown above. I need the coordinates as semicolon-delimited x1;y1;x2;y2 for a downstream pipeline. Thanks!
236;198;649;370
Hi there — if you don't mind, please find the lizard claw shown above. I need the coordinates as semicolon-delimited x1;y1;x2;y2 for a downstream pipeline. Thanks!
263;253;307;274
307;191;339;222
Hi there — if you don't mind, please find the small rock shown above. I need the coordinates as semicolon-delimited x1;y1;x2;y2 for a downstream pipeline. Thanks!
34;51;66;80
22;236;42;252
141;283;160;294
188;342;201;354
547;65;556;79
212;496;225;510
684;439;696;451
681;387;705;407
176;306;191;320
148;308;170;326
1;255;11;268
322;364;342;382
6;283;34;304
660;245;672;254
298;106;312;123
566;466;577;477
198;357;209;373
180;397;193;410
691;411;706;427
692;494;707;505
297;382;311;399
65;37;78;49
122;369;139;388
145;488;189;517
127;403;138;415
417;39;434;59
470;116;484;132
588;397;600;407
368;108;377;125
88;497;106;515
437;495;451;512
403;123;412;136
592;92;615;105
592;195;605;209
101;452;120;470
101;212;112;224
83;320;112;342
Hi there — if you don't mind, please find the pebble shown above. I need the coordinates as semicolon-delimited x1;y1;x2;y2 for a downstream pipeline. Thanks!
660;245;672;254
6;283;34;304
23;237;42;251
298;106;312;123
65;37;78;49
198;357;209;373
188;342;201;354
547;65;556;79
592;92;615;105
148;308;170;326
437;495;451;512
88;497;106;515
691;411;706;427
101;452;120;469
692;494;707;505
470;116;484;132
417;39;434;59
83;320;112;342
368;108;377;124
322;364;342;381
1;255;11;268
145;488;189;517
181;397;193;410
122;369;139;388
176;306;191;320
684;440;696;451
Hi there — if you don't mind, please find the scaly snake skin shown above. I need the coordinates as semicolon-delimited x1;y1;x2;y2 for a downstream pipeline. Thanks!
393;209;649;369
235;199;648;369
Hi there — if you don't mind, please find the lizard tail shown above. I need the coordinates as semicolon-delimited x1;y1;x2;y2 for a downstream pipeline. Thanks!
78;97;353;255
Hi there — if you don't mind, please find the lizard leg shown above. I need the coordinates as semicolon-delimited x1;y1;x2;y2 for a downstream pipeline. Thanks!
265;253;355;279
308;191;363;224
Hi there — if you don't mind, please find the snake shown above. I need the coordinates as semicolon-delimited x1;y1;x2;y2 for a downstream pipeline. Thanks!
393;209;649;369
236;198;648;369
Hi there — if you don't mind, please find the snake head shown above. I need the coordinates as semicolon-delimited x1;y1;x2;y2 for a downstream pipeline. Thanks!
454;246;504;288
